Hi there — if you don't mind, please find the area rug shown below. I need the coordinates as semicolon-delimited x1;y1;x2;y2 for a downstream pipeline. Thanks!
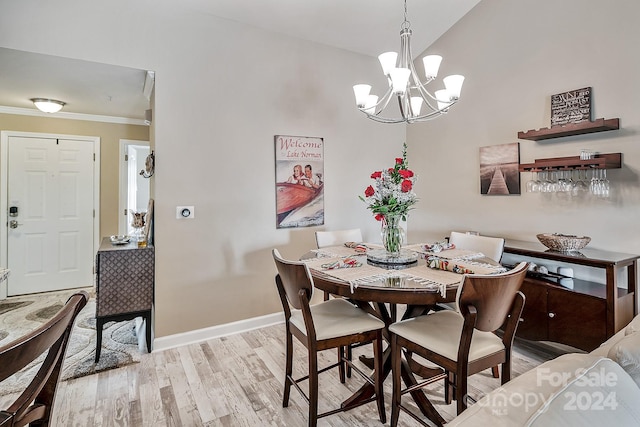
0;288;141;396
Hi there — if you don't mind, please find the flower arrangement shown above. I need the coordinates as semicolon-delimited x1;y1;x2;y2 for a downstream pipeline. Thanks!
359;143;417;222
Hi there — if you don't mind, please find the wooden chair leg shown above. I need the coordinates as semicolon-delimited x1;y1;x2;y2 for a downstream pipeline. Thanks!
373;334;386;424
390;334;401;427
501;357;511;385
456;367;468;415
338;347;346;383
445;371;454;404
491;365;499;378
308;349;319;427
283;330;293;407
346;344;353;378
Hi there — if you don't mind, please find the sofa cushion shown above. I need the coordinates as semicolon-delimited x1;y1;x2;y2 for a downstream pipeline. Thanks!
625;315;640;335
607;332;640;388
448;354;640;426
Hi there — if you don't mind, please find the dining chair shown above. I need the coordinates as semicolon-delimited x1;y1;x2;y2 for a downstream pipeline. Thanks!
315;228;365;378
272;249;386;426
447;231;506;379
315;228;363;248
389;262;528;426
449;231;505;263
0;291;88;427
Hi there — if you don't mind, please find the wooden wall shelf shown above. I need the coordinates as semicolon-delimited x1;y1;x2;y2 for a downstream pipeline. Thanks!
519;153;621;172
518;118;620;141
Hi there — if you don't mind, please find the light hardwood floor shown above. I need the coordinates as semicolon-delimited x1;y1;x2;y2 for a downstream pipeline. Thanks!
30;323;567;427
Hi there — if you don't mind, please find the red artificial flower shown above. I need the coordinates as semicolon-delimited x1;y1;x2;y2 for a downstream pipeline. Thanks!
370;171;382;179
375;213;384;221
401;179;412;192
388;168;395;174
398;169;414;178
395;158;403;165
364;185;375;197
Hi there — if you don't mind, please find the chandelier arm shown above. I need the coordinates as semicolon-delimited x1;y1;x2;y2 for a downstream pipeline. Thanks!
407;57;440;113
376;80;395;113
397;95;408;121
409;99;460;121
403;29;441;114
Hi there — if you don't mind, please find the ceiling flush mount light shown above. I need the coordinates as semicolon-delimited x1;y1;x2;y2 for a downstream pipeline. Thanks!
30;98;66;113
353;0;464;124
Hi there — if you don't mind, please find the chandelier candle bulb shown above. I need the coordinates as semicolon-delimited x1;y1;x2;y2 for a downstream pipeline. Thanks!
410;97;424;116
435;89;452;111
353;84;372;108
443;74;465;100
364;95;379;114
390;68;411;95
422;55;442;79
379;52;398;75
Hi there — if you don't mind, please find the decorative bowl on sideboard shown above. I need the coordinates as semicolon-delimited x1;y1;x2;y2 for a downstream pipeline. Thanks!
536;233;591;252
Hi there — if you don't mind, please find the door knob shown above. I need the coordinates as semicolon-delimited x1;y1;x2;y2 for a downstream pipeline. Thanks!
9;220;21;229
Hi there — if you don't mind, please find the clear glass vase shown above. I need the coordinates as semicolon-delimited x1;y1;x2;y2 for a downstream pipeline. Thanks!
381;215;404;255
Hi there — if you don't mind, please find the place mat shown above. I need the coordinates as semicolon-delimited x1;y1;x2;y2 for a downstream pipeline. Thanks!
311;244;383;258
426;257;507;275
306;256;389;284
307;255;463;295
404;244;484;260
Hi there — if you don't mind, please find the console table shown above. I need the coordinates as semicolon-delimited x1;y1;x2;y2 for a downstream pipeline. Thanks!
504;240;638;351
95;237;154;362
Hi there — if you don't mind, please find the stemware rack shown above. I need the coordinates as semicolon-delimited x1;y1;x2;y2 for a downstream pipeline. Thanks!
519;153;621;172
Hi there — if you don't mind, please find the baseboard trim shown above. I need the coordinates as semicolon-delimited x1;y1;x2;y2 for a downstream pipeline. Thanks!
153;312;285;352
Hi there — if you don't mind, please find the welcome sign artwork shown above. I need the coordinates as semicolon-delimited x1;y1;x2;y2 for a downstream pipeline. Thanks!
274;135;324;228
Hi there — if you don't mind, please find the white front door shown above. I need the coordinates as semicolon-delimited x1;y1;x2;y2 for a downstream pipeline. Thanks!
6;135;95;295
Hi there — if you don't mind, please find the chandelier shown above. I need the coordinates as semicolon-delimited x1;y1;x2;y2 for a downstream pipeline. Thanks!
352;0;464;124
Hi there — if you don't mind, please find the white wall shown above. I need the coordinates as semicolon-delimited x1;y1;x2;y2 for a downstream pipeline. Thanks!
0;0;404;336
407;0;640;258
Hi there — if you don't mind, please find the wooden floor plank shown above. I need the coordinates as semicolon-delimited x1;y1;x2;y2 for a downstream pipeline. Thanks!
46;324;565;426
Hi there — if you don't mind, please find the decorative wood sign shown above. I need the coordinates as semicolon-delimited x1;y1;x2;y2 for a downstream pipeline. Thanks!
551;87;591;127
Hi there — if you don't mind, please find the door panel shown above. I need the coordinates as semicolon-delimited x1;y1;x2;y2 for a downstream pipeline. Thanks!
516;278;549;341
7;136;94;295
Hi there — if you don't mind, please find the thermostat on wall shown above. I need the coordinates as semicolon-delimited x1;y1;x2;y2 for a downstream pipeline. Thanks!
176;206;195;219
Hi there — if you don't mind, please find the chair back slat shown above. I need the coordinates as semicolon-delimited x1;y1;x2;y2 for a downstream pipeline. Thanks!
457;262;528;332
449;231;505;263
272;249;313;310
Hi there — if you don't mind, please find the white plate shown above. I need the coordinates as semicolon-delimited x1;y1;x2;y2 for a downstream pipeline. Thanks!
110;235;131;244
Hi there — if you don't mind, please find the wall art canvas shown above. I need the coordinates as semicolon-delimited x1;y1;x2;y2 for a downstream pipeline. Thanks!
274;135;324;228
479;142;521;195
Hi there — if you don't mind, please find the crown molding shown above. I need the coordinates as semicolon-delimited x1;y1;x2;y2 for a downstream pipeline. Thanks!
0;105;148;126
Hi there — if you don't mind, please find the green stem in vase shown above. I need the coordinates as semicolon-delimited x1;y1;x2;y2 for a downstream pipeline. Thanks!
382;215;404;255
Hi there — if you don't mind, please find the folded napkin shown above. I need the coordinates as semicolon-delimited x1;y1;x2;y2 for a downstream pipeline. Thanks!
427;256;475;274
344;242;369;253
321;257;362;270
422;242;455;253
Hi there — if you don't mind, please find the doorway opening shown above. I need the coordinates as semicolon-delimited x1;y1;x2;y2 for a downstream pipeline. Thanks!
119;140;150;236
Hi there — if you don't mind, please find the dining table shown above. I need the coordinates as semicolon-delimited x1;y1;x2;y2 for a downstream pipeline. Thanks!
302;243;506;426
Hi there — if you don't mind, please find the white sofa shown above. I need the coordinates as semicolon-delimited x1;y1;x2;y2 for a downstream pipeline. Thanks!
449;315;640;426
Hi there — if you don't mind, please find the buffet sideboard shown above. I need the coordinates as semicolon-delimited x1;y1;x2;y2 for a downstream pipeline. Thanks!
504;240;637;351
